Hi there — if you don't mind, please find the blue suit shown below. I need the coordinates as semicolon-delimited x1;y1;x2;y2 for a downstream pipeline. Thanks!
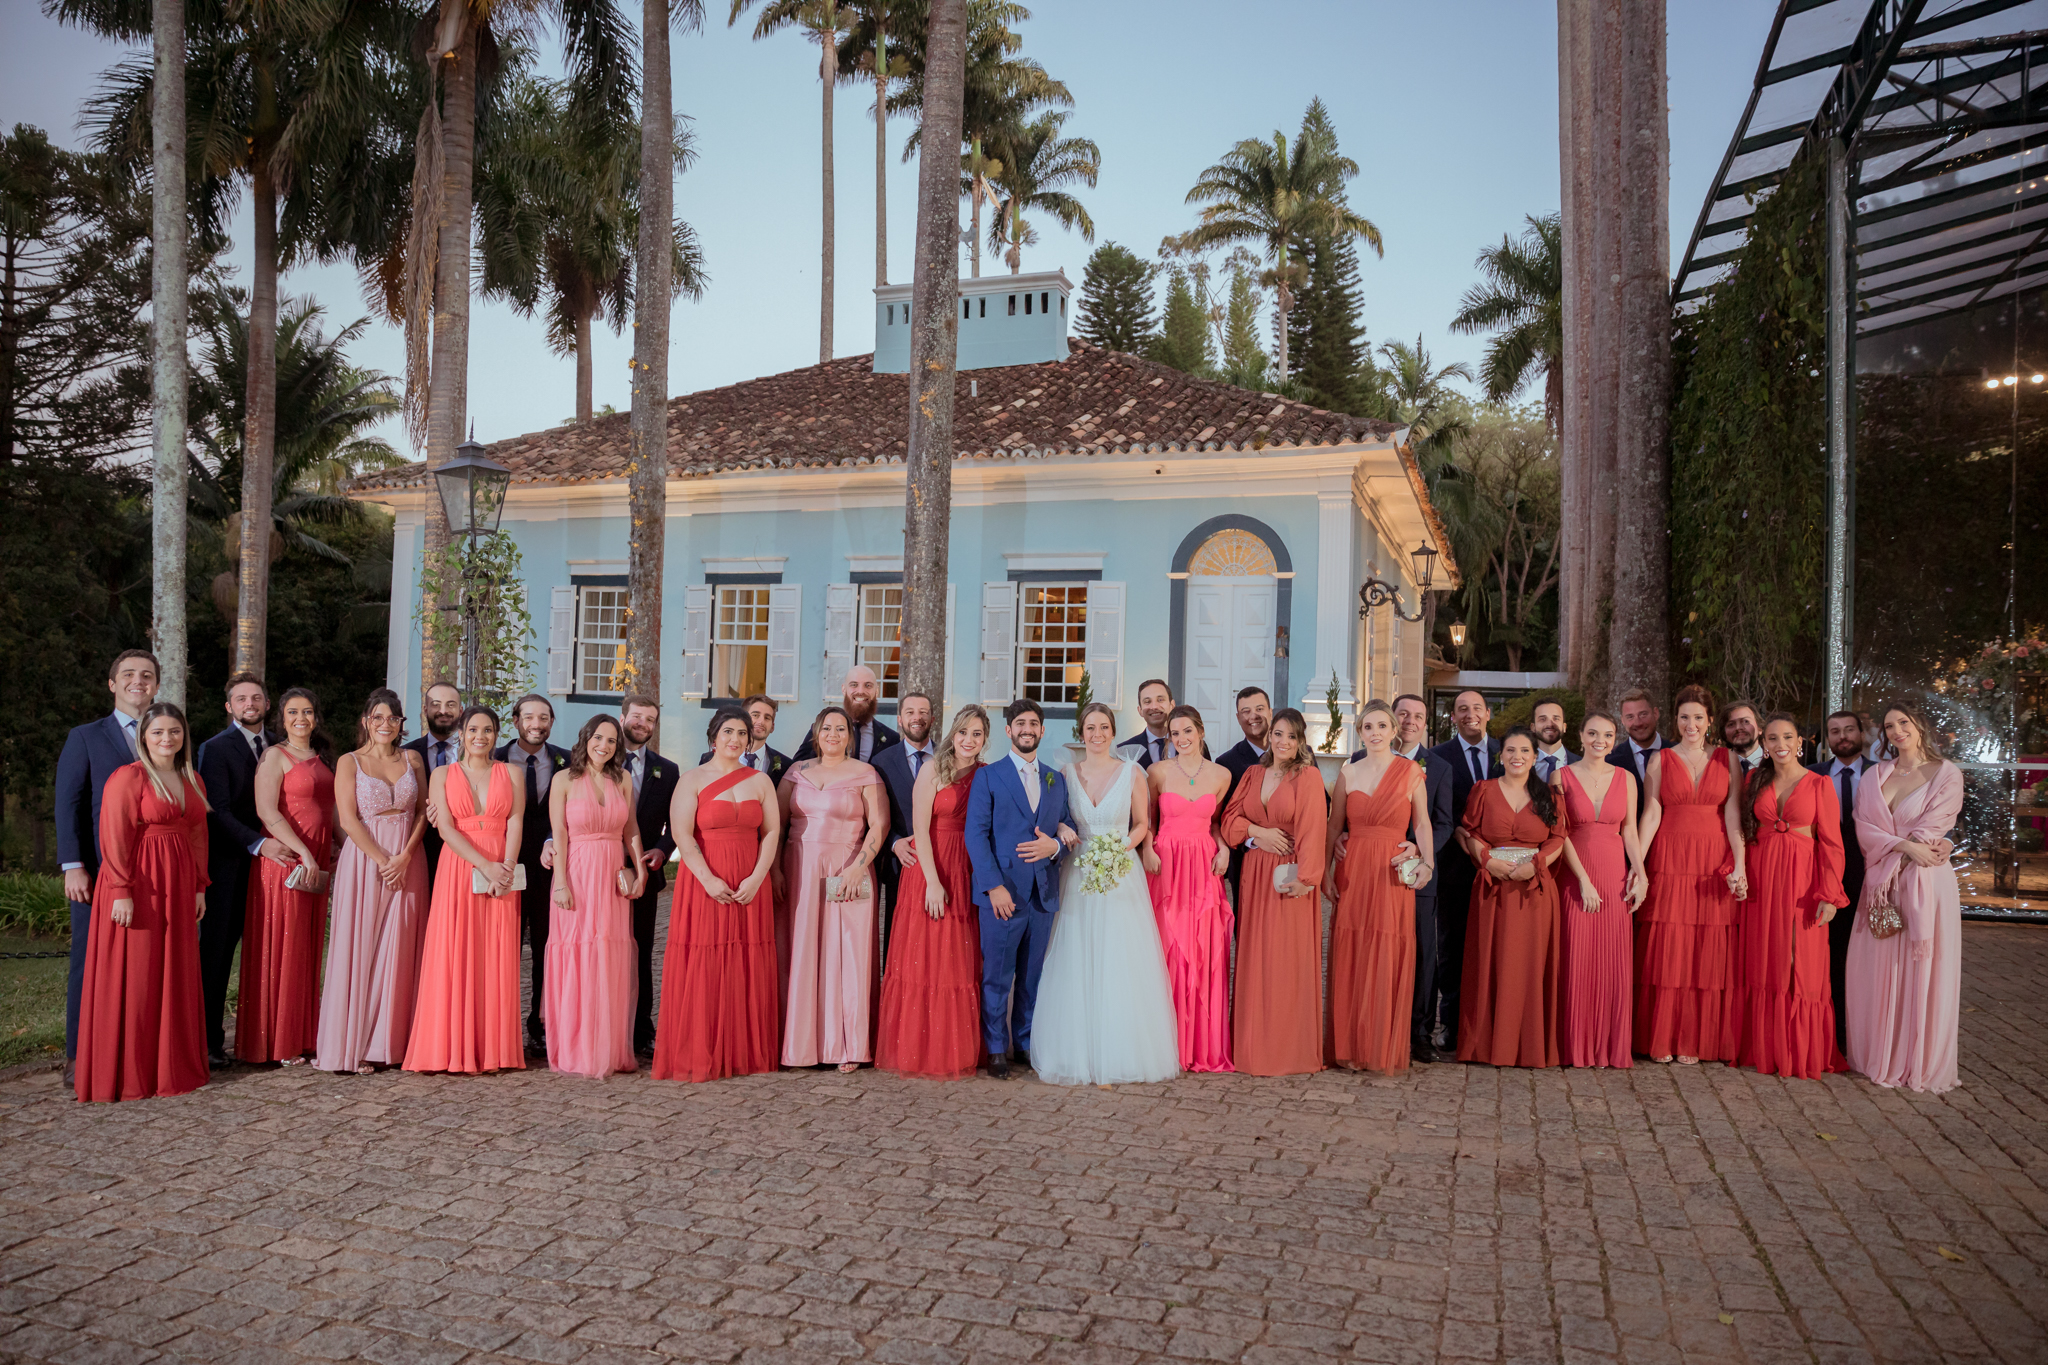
54;714;141;1058
964;754;1070;1059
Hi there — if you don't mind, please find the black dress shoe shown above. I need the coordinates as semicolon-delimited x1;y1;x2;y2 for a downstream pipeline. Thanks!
61;1060;75;1091
207;1049;232;1071
987;1059;1012;1080
1411;1035;1439;1065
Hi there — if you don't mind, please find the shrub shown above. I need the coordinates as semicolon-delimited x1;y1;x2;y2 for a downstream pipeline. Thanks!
0;872;69;937
1489;687;1586;740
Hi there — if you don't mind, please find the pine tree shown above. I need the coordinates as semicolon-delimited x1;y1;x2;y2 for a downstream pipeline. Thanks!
1219;267;1268;388
1287;230;1367;412
1075;241;1156;353
1148;267;1213;376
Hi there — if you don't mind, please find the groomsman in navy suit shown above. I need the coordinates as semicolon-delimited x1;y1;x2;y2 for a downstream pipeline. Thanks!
1428;688;1501;1053
401;680;464;893
872;692;937;963
196;672;286;1067
618;694;679;1058
1353;693;1454;1062
1117;678;1177;768
964;698;1070;1078
497;694;569;1055
1811;709;1875;1051
1530;700;1580;784
54;648;160;1084
1607;689;1666;817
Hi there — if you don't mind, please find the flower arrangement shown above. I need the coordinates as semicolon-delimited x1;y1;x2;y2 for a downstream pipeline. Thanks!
1075;832;1133;894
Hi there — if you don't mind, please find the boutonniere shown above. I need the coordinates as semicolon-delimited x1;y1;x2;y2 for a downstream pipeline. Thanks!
1043;771;1056;790
553;755;567;768
650;765;664;781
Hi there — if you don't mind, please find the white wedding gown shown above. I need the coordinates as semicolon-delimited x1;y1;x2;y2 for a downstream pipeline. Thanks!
1029;759;1182;1085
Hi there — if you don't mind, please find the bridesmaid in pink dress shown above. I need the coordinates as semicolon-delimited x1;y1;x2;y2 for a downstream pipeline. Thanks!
314;690;428;1073
1846;704;1964;1093
1556;711;1647;1068
238;687;336;1064
543;715;646;1078
1142;705;1236;1072
404;706;525;1074
776;707;887;1071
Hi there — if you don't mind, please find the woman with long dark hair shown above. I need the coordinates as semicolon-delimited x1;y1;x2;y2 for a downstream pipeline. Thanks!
238;686;336;1065
543;714;645;1078
75;703;211;1101
1455;725;1568;1068
1556;709;1646;1068
1730;712;1849;1078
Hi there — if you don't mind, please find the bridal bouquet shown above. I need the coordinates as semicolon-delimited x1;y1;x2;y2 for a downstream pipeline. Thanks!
1076;832;1134;894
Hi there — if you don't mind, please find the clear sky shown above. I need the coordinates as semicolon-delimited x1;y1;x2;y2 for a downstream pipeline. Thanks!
3;0;1779;455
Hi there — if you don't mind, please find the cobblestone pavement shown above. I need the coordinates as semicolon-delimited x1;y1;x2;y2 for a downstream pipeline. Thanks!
1;921;2043;1365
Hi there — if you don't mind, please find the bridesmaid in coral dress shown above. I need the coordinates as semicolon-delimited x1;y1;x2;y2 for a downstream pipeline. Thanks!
1846;704;1964;1093
1556;711;1646;1068
1730;712;1849;1079
652;707;783;1083
75;704;210;1102
1456;726;1568;1068
1634;683;1746;1065
876;705;990;1079
1223;709;1329;1076
544;714;646;1078
1326;700;1432;1074
314;689;428;1073
237;687;336;1065
1143;704;1236;1073
777;707;888;1072
404;706;525;1074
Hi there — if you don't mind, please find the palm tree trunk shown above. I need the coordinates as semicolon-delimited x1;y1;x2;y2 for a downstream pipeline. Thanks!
625;0;674;700
575;306;593;423
422;9;477;689
899;0;966;704
819;1;835;366
1273;272;1292;386
1557;0;1593;686
967;142;982;279
149;0;188;705
233;163;278;681
874;25;887;287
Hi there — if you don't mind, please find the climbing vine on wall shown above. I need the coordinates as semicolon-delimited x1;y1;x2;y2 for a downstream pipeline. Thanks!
1669;147;1827;708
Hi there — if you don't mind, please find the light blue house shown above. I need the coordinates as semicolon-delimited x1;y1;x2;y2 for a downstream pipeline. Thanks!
353;270;1457;760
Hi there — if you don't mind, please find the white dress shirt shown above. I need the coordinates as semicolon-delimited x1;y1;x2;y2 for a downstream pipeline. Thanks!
1734;745;1765;770
513;740;555;800
623;743;648;797
1827;755;1864;805
1458;738;1491;784
905;741;935;780
1535;744;1569;783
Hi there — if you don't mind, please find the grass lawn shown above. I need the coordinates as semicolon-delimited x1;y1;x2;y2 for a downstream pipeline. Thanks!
0;935;67;1071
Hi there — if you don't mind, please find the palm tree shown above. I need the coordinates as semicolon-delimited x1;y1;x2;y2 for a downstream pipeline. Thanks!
836;0;912;286
1450;213;1563;436
1182;101;1382;386
1373;334;1474;470
476;75;706;423
984;109;1096;273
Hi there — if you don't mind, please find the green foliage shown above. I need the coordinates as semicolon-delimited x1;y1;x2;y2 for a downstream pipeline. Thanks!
1320;669;1343;754
1075;241;1156;353
1488;687;1585;740
1451;213;1562;423
985;109;1099;272
1149;268;1213;376
1670;148;1827;706
1220;267;1269;388
415;530;537;713
1452;411;1561;671
1074;668;1093;713
0;873;67;937
1287;230;1368;412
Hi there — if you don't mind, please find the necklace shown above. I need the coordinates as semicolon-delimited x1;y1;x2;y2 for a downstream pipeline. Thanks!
1172;754;1203;787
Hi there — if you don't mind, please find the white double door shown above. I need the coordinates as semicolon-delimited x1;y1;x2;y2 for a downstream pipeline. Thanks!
1184;576;1277;752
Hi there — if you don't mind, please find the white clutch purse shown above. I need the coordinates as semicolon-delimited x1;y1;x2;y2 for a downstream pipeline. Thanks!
825;872;874;901
1272;863;1300;893
472;864;527;895
1491;846;1537;869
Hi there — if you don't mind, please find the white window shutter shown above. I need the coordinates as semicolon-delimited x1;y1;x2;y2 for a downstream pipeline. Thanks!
766;585;802;702
547;586;575;695
943;583;957;710
1085;581;1126;707
822;582;857;700
679;584;712;699
979;582;1015;703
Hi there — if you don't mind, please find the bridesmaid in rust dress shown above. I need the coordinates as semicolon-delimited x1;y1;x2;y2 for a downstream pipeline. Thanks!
1456;725;1568;1068
1556;711;1646;1068
237;687;336;1065
1222;709;1328;1076
652;707;783;1083
876;705;990;1079
1326;699;1432;1073
75;703;211;1102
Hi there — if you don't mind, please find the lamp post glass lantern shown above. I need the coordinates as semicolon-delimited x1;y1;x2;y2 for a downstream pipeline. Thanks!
432;434;512;689
1358;542;1436;624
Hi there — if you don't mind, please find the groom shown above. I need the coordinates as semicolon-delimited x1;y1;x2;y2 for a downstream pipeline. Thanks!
964;698;1071;1079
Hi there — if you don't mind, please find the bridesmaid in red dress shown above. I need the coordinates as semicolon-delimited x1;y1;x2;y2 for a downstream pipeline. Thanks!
404;706;525;1074
876;704;990;1079
1556;711;1647;1068
1326;699;1432;1073
1456;726;1568;1068
237;687;336;1065
75;703;210;1102
1634;684;1746;1065
652;707;783;1082
1731;713;1850;1079
1142;705;1236;1073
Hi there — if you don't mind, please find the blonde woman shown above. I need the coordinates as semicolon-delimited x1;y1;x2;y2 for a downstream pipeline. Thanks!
75;703;211;1102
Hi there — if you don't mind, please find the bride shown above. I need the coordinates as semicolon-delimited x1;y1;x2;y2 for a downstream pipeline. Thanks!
1029;701;1181;1085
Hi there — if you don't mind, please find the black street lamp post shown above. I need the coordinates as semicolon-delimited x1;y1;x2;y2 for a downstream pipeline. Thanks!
432;430;512;692
1358;541;1438;624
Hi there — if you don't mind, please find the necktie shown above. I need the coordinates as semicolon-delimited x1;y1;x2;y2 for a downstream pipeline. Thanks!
1838;765;1853;821
250;731;264;761
433;739;449;769
1152;736;1164;764
1538;755;1555;783
1469;745;1486;785
1022;762;1039;812
526;753;539;808
910;748;924;779
743;751;757;771
628;749;642;795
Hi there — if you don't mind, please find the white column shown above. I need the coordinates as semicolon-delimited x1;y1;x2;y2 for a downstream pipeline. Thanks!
1304;486;1357;752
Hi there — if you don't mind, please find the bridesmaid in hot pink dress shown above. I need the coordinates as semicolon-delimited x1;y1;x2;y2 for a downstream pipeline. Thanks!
238;687;336;1064
1846;705;1964;1093
543;715;646;1078
404;706;525;1075
1556;711;1646;1068
777;707;888;1071
1143;706;1236;1072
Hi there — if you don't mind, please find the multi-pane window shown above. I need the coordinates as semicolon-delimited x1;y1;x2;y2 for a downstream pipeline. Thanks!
1016;584;1089;704
857;584;904;700
575;585;629;695
713;585;771;698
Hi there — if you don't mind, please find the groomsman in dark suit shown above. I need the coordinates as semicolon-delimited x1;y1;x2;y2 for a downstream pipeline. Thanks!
55;648;161;1083
195;673;286;1067
793;666;901;762
1215;686;1273;907
1428;688;1502;1053
872;691;936;963
1530;700;1579;785
1118;678;1177;768
699;694;791;781
1811;709;1875;1051
401;680;463;893
1350;692;1453;1061
1607;689;1667;815
619;693;680;1058
497;694;569;1054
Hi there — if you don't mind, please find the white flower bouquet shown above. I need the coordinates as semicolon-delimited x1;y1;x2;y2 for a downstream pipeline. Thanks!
1076;832;1134;894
